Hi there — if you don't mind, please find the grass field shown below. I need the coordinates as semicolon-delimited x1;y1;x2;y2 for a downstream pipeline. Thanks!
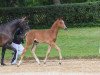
0;27;100;60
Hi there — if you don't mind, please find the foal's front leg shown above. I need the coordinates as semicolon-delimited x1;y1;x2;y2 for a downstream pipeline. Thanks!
31;44;40;65
52;43;62;65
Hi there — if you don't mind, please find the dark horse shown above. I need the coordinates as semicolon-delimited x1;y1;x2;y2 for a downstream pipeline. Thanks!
0;17;29;65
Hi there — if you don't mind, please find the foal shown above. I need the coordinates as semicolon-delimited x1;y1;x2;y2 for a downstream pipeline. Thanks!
18;18;67;66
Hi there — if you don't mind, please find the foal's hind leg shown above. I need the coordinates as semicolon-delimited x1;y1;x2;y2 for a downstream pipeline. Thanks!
44;45;51;64
17;45;29;66
52;43;62;65
31;43;40;65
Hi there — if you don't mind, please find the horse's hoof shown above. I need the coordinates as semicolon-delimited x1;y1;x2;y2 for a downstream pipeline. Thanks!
1;63;7;66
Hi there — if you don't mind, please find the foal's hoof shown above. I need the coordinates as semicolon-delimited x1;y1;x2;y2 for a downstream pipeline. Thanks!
44;62;46;64
59;62;62;65
38;63;41;65
17;65;20;67
17;63;21;67
17;60;22;67
1;63;7;66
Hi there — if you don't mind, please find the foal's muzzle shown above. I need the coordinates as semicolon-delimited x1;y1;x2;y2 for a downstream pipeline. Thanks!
64;27;67;30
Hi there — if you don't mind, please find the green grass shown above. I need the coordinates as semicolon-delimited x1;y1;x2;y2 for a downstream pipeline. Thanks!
0;27;100;59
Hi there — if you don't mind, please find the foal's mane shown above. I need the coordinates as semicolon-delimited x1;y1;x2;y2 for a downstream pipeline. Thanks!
51;18;61;30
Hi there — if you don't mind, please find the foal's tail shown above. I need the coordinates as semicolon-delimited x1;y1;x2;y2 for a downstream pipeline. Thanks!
31;39;39;50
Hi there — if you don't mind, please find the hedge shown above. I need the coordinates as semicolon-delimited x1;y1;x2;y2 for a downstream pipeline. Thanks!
0;1;100;28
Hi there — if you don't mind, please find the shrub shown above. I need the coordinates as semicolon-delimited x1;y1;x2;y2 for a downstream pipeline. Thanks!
0;1;100;28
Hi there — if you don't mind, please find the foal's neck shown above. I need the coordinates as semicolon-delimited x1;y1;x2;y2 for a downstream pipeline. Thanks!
50;22;59;36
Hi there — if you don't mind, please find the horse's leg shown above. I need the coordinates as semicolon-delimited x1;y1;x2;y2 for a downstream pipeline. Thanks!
6;44;17;64
10;46;17;64
52;43;62;65
31;44;40;65
1;47;6;66
44;45;51;64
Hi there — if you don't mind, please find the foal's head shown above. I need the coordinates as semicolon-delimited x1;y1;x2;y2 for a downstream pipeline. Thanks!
56;18;67;30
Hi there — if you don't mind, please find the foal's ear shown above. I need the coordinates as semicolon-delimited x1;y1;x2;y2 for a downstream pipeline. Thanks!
58;17;63;20
60;17;63;19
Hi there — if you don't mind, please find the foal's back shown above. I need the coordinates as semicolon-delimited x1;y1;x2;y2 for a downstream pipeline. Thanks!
26;29;55;44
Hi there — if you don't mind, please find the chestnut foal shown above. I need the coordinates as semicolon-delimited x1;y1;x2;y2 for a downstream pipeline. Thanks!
18;18;67;66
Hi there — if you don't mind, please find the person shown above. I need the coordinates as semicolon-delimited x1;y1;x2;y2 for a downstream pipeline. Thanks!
11;28;24;65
